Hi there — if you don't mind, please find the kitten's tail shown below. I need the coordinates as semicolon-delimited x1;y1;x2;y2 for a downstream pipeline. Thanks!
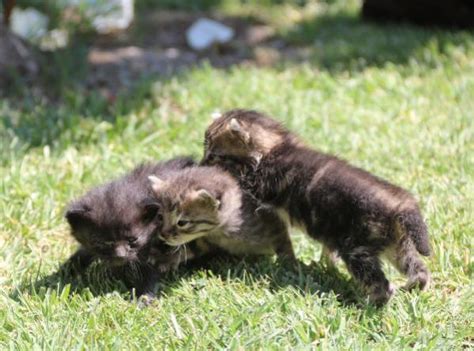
396;207;431;256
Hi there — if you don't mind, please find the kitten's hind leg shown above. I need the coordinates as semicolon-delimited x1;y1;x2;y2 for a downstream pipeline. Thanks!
387;238;430;291
320;245;339;269
341;246;394;306
274;231;297;264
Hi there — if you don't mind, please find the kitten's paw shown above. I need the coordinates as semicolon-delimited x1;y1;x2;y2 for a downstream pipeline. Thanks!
136;293;156;308
157;264;171;273
369;283;395;307
276;253;298;267
403;271;430;291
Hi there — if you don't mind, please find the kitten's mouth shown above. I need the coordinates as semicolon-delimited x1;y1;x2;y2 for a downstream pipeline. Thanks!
161;236;189;247
161;233;208;246
162;239;181;247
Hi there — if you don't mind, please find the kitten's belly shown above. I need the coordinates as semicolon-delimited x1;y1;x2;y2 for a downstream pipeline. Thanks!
206;232;274;256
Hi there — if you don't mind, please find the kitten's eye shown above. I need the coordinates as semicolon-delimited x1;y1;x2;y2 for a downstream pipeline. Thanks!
177;220;190;227
206;154;219;163
142;201;161;223
127;237;137;244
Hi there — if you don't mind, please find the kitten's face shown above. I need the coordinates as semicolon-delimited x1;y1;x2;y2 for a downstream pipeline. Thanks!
66;194;160;267
204;117;253;164
203;111;282;166
149;176;221;246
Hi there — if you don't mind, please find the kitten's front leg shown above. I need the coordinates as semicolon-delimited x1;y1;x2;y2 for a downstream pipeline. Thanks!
256;204;297;264
120;263;160;306
62;246;96;276
135;265;160;305
274;232;297;264
340;247;394;306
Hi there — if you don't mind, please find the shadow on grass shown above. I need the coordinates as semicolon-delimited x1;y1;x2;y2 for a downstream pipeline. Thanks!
10;260;131;301
12;253;364;309
282;13;474;71
174;254;362;307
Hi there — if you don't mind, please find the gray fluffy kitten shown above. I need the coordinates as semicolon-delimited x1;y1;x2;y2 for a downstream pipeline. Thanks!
147;166;295;263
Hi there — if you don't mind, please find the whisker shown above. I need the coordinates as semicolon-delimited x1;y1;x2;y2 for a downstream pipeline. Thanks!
183;244;188;264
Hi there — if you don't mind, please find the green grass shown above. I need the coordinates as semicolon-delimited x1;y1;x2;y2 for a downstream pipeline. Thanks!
1;0;473;349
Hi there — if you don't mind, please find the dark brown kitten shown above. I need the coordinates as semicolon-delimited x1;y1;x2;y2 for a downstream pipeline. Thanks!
203;109;431;305
147;166;295;263
64;157;195;298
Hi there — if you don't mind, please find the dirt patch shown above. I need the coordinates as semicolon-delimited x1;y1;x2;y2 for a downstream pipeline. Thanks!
85;10;296;96
1;9;310;99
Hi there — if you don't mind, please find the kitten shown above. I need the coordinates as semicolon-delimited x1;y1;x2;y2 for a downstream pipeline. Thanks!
64;157;195;298
147;166;295;263
202;109;431;305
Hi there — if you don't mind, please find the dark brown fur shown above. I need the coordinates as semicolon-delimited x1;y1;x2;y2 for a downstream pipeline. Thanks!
64;157;195;299
203;109;431;305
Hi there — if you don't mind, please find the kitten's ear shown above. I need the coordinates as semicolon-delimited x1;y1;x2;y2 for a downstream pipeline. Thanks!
228;118;243;132
65;204;91;226
148;175;167;192
228;118;250;143
194;189;220;209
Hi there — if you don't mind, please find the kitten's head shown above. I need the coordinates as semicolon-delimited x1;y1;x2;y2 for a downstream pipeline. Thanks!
148;167;240;246
202;109;286;166
65;160;195;266
66;190;160;267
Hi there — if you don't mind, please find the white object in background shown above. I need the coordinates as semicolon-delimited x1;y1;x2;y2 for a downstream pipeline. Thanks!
39;29;69;51
10;8;49;41
186;18;234;51
92;0;134;34
211;111;222;120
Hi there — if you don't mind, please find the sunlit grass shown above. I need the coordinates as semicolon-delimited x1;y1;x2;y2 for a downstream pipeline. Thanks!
1;0;473;349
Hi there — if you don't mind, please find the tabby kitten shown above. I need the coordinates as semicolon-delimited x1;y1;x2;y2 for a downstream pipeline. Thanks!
65;157;195;298
147;166;295;262
202;109;431;305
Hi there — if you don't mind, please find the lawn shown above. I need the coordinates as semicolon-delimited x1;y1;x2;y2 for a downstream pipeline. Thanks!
1;0;473;349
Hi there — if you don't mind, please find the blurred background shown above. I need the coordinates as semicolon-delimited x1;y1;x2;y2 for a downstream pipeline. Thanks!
2;0;474;100
1;0;474;155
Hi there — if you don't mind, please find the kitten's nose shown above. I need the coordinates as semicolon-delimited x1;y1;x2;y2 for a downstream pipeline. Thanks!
115;245;128;258
161;228;176;239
